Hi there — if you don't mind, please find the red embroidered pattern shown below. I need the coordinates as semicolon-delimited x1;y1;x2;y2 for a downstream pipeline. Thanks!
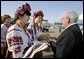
15;46;21;54
8;36;23;47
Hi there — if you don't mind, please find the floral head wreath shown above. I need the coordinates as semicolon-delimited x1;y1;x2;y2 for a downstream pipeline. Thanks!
14;3;31;16
33;10;44;18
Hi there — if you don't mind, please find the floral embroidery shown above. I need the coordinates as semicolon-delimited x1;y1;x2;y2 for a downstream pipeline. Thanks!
8;36;23;47
15;46;21;54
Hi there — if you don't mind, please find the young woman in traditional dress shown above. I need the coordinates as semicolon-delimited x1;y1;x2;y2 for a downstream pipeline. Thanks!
26;10;51;58
1;15;11;57
6;3;33;58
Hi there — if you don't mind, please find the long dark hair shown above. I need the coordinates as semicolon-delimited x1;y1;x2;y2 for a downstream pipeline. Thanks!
33;16;42;35
14;10;31;24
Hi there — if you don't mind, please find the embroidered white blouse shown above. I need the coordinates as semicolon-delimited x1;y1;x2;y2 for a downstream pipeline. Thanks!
27;22;43;43
27;22;50;45
6;24;32;58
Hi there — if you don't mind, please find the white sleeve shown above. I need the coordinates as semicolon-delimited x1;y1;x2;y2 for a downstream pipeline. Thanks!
6;30;24;58
1;27;6;41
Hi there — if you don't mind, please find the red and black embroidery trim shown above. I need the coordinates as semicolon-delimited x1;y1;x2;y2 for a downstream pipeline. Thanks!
15;46;21;54
8;36;23;47
7;29;22;34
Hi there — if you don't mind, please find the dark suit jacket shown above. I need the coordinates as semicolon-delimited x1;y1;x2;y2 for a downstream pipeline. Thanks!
50;24;83;58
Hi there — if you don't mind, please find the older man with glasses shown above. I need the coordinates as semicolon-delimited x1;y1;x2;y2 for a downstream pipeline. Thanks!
50;10;83;58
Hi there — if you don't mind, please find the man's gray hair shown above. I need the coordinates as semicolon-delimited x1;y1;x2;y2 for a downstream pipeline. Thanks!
63;10;78;22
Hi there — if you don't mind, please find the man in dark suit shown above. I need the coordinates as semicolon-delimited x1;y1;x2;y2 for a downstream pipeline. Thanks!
50;10;83;58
